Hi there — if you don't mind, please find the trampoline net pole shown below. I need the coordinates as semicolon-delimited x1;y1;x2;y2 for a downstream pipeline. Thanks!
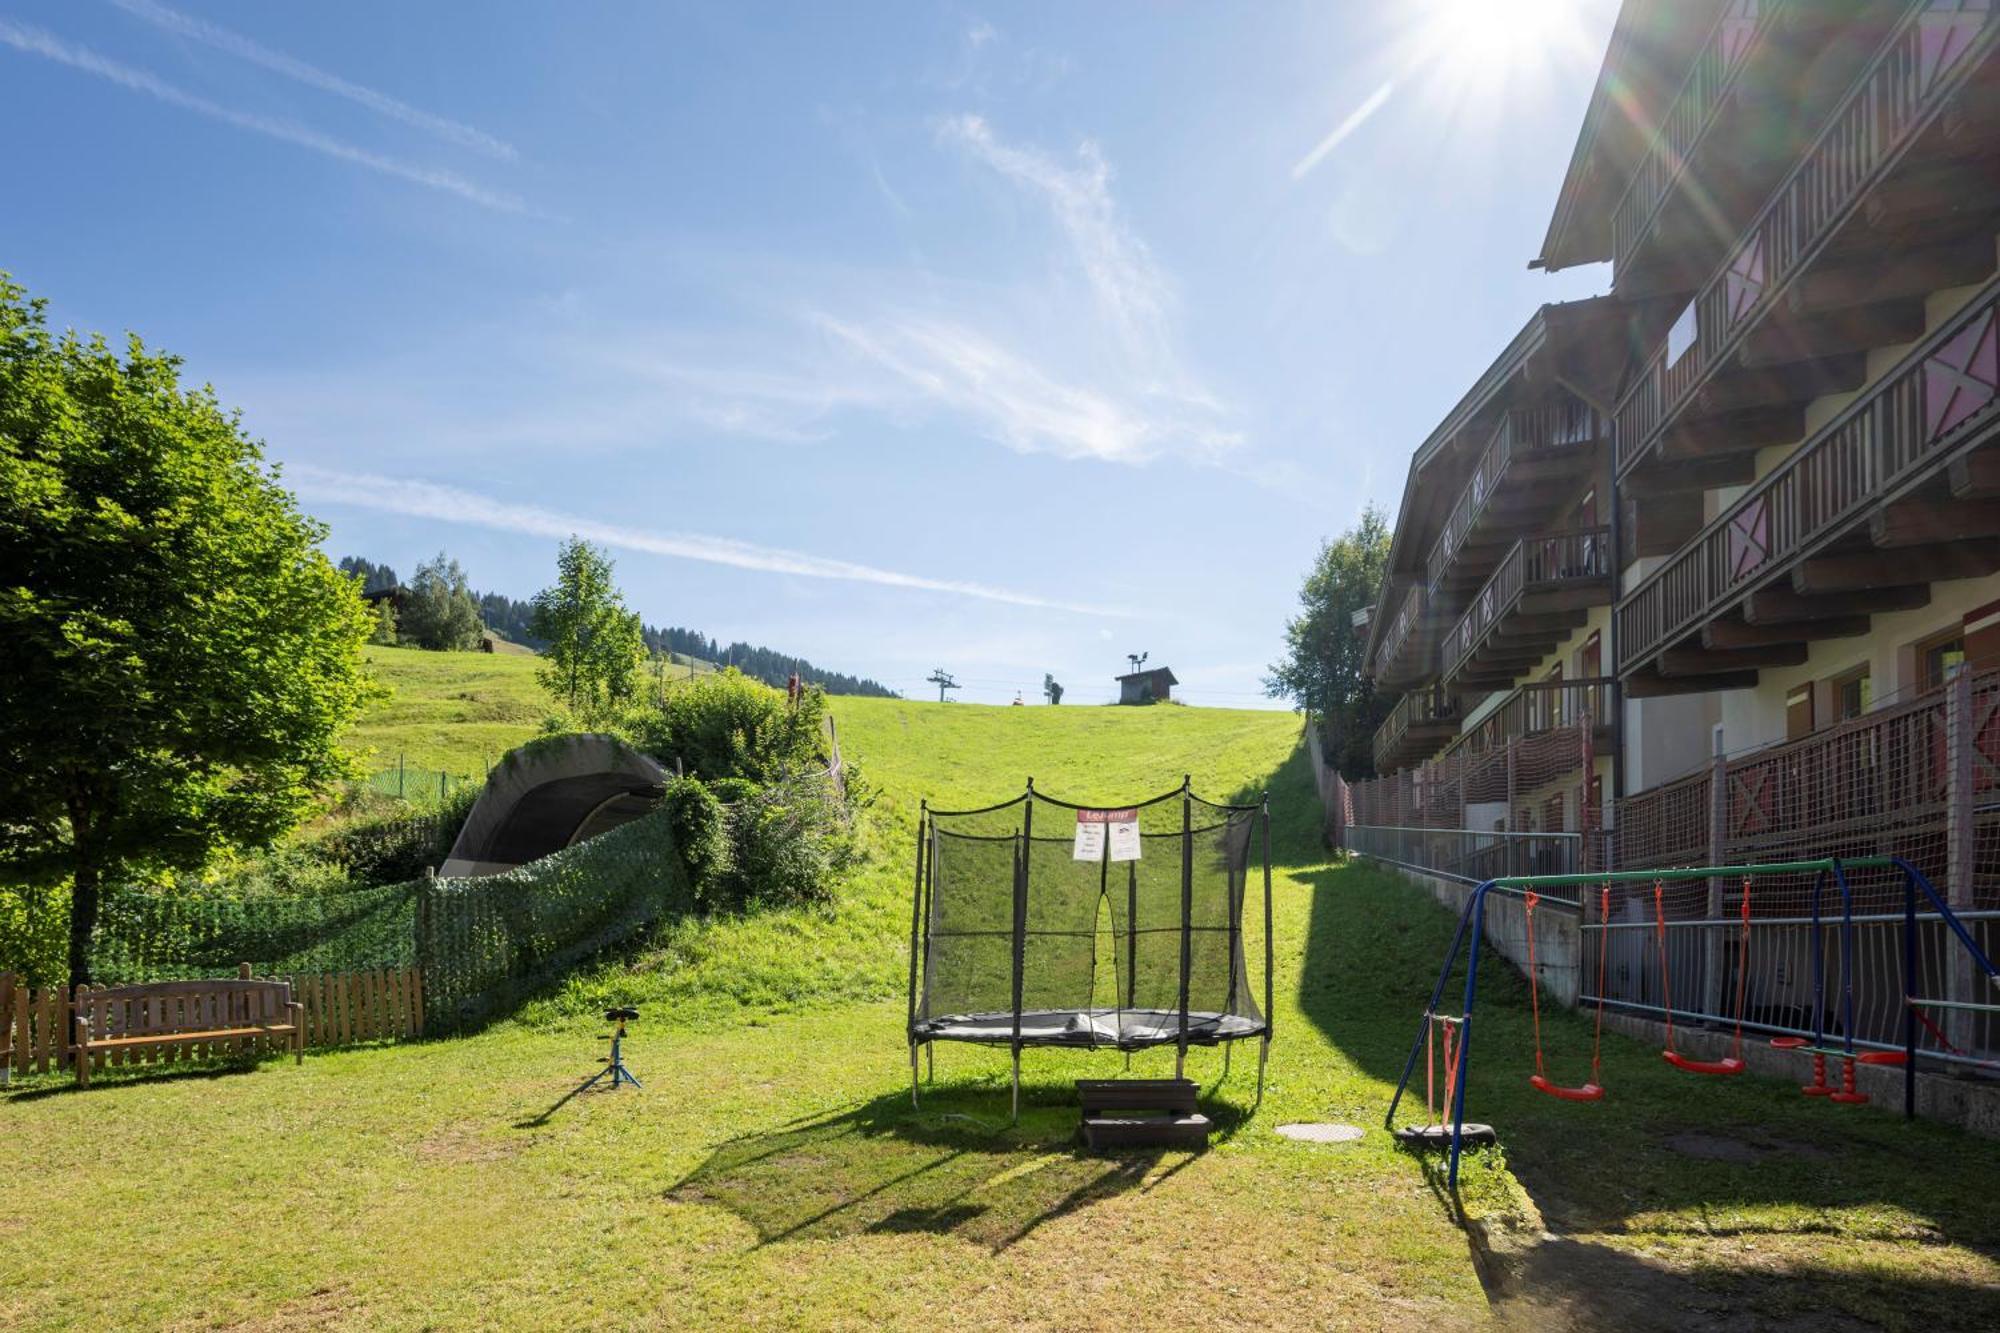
1177;780;1193;1079
1011;792;1031;1122
906;804;927;1107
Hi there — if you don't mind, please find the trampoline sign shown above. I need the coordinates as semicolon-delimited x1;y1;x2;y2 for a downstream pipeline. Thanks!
1073;808;1141;862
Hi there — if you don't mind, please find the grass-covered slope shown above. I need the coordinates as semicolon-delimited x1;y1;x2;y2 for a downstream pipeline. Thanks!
525;696;1303;1027
344;644;549;777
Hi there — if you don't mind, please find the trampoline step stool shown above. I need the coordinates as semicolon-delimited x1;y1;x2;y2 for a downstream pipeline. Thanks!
1077;1079;1210;1151
1076;1078;1198;1116
1081;1113;1212;1150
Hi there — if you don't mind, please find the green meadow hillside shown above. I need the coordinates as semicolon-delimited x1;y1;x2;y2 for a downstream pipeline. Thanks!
13;671;2000;1328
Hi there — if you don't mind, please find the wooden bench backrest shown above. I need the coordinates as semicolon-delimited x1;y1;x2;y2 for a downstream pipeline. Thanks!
77;979;294;1040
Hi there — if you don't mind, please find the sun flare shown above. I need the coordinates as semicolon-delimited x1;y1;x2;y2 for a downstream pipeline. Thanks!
1417;0;1598;85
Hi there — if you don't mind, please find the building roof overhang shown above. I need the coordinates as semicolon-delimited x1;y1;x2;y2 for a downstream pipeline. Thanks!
1361;295;1625;675
1534;0;1726;273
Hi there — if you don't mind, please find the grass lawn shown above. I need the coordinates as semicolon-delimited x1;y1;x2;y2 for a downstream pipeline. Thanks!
7;700;2000;1329
344;645;551;779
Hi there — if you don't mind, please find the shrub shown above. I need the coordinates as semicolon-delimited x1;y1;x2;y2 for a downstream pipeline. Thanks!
722;775;857;909
661;777;730;908
631;669;829;784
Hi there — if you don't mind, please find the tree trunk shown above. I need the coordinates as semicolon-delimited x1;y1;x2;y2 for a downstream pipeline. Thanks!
68;856;99;991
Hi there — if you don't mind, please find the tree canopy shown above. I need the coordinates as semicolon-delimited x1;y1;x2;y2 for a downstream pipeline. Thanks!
0;274;374;985
1265;504;1393;778
529;537;646;724
402;552;483;651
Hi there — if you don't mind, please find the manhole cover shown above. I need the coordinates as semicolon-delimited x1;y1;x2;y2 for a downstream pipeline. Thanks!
1276;1122;1364;1144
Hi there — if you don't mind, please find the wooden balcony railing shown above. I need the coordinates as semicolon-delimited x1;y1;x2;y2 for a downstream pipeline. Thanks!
1373;579;1435;687
1613;0;1999;479
1441;527;1612;685
1425;400;1604;593
1445;678;1615;761
1373;685;1461;775
1610;0;1784;276
1617;277;2000;673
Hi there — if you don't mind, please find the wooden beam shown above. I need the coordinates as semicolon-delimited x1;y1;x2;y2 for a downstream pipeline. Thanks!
1948;449;2000;501
1870;497;2000;550
1863;156;2000;234
1739;300;1927;369
1659;405;1805;458
1701;616;1870;650
1790;235;1996;315
1659;643;1810;676
1741;584;1930;624
1624;669;1760;699
1792;540;2000;594
1692;355;1865;416
1630;491;1706;559
1624;450;1758;494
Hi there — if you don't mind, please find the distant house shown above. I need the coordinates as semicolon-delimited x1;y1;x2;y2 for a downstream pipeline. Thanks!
1115;666;1177;705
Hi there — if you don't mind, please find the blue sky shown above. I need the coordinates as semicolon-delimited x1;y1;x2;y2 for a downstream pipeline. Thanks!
1;0;1617;705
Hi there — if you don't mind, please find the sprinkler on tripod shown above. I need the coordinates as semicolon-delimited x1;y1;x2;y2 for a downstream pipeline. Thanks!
578;1006;642;1092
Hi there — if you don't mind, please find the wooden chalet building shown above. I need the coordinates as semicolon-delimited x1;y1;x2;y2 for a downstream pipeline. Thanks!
1356;0;2000;870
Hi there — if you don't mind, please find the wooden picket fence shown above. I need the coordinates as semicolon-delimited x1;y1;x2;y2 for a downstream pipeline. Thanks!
2;966;423;1079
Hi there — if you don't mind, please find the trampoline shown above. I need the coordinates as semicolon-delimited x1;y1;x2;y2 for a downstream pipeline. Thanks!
906;778;1272;1118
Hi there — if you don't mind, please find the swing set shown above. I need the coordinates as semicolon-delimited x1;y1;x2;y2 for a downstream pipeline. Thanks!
1386;857;2000;1188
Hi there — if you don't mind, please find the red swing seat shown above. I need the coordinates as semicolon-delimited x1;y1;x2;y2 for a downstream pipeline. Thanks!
1530;1074;1605;1101
1662;1050;1745;1076
1523;887;1611;1104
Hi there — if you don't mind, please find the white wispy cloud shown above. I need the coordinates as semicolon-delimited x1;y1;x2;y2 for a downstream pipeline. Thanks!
1293;80;1396;180
109;0;516;160
814;312;1240;466
0;18;523;212
287;465;1131;616
941;114;1175;373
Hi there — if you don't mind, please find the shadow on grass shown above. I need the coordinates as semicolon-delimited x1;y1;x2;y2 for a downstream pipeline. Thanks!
1281;798;2000;1325
1;1057;265;1103
669;1080;1231;1253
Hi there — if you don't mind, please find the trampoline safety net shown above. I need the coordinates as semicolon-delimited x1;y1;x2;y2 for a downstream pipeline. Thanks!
908;781;1271;1054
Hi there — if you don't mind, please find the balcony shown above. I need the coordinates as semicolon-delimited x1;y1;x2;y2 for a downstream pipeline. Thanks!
1373;685;1462;775
1373;579;1443;691
1615;0;2000;487
1617;275;2000;688
1444;677;1616;762
1611;0;1893;287
1611;1;1785;277
1440;528;1614;692
1424;400;1606;602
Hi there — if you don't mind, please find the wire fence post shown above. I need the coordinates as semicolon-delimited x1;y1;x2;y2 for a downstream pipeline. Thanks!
1945;668;1976;1055
1702;750;1728;1018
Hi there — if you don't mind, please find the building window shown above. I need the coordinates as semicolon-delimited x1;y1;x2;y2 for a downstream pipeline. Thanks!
1920;631;1967;689
1834;667;1871;721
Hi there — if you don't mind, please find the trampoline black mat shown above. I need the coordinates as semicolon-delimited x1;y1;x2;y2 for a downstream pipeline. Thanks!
912;1007;1266;1049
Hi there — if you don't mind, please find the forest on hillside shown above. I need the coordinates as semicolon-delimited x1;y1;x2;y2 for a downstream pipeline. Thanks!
337;555;899;698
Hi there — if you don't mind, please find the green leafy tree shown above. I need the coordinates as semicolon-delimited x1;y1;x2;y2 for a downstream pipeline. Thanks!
1265;504;1393;778
402;552;482;651
368;598;400;646
0;274;374;986
529;537;645;723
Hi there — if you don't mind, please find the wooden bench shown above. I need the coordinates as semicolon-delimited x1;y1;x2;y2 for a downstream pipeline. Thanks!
72;968;302;1088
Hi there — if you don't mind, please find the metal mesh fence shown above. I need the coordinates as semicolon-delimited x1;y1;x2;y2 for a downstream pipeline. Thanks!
90;805;691;1033
1346;669;2000;1076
